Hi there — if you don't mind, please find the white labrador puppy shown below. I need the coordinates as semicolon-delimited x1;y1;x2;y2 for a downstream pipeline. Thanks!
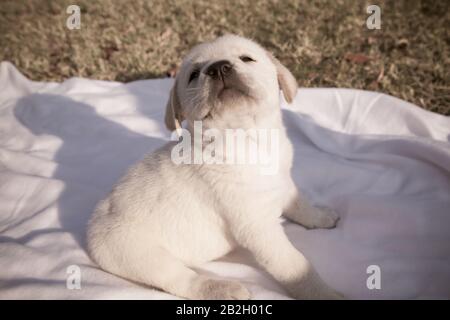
87;34;341;299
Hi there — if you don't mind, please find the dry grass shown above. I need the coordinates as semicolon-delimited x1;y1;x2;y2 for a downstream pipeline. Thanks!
0;0;449;115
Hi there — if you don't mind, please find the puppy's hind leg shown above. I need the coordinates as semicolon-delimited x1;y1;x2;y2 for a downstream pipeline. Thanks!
104;246;250;300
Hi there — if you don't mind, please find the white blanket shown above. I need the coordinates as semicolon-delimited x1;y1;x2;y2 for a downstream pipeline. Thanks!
0;61;449;300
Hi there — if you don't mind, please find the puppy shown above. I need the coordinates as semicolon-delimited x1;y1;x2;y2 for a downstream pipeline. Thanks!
87;34;341;299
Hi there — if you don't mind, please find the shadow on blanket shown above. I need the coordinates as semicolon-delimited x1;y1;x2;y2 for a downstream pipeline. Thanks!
13;94;166;248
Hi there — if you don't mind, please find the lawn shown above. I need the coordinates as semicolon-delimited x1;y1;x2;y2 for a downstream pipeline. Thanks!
0;0;448;115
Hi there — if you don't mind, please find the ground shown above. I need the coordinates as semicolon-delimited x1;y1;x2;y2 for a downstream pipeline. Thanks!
0;0;448;115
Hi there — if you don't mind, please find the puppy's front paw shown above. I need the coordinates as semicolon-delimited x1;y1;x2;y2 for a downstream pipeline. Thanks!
310;207;339;229
196;279;251;300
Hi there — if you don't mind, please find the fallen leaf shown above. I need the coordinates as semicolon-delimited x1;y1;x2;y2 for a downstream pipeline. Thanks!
344;53;371;64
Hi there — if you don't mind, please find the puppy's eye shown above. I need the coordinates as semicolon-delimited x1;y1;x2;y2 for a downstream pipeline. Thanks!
188;70;200;83
239;55;256;63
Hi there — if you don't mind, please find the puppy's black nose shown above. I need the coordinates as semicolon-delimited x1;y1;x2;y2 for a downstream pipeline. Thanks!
205;60;232;79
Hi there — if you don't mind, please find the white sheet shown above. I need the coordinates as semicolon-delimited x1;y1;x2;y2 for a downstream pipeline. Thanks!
0;61;449;299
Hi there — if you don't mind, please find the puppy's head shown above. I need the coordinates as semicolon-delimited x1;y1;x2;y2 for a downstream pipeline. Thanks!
165;34;297;131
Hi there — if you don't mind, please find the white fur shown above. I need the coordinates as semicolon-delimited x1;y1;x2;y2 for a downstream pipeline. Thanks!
87;35;342;300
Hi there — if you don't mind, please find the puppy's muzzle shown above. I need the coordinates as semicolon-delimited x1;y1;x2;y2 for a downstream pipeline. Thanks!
204;60;232;80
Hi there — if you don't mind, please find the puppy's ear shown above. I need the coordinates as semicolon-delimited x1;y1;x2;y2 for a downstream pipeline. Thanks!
164;80;184;132
267;52;298;104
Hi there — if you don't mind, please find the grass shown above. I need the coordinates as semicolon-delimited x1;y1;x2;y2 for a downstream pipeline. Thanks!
0;0;449;115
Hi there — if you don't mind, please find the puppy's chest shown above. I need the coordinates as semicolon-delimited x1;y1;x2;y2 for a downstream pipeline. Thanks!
202;167;288;202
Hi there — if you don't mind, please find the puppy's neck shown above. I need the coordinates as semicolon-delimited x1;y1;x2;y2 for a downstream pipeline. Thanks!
188;106;284;133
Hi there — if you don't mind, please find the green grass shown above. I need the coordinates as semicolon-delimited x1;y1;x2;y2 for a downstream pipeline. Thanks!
1;0;449;115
